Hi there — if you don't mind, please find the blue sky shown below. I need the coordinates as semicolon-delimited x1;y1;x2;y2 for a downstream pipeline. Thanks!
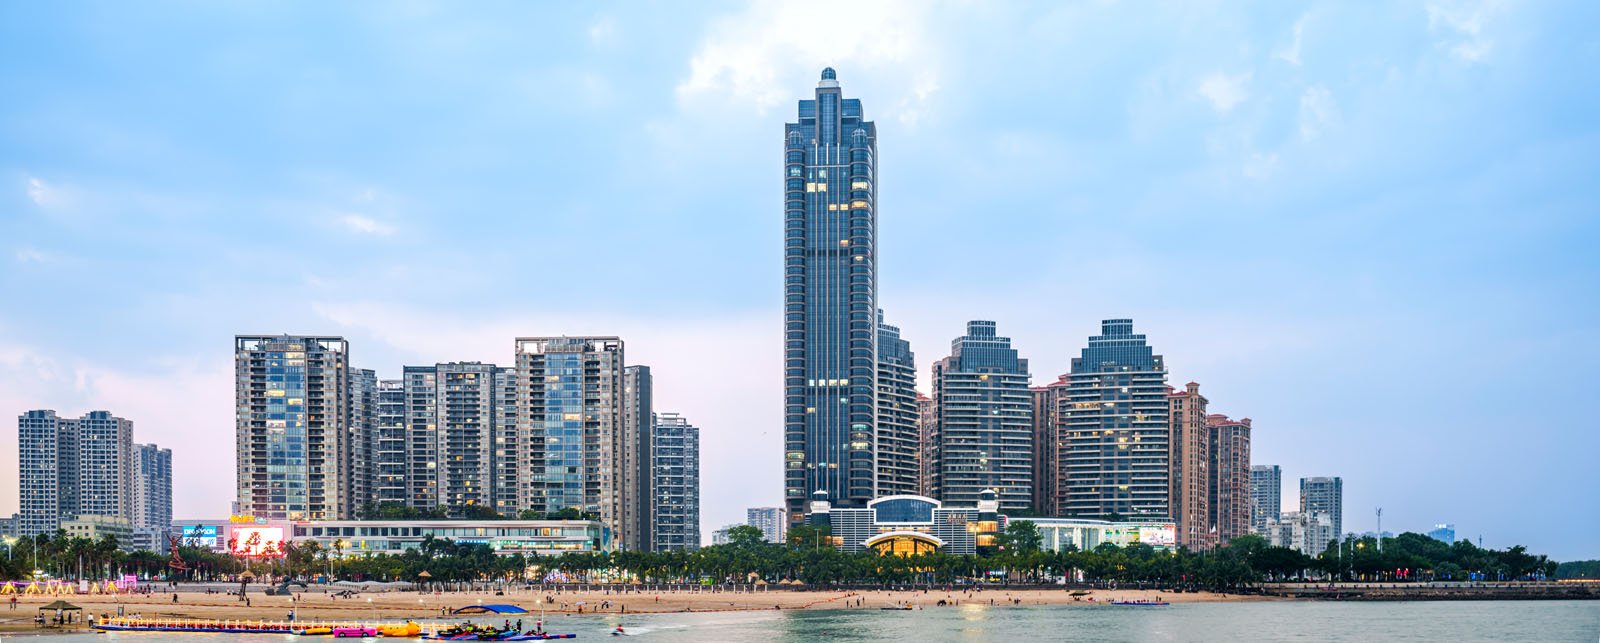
1;1;1596;558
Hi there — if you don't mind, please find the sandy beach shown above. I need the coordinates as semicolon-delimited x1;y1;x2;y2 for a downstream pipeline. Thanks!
0;584;1270;632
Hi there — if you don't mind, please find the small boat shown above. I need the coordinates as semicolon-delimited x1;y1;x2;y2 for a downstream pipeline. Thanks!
879;604;913;610
296;626;333;635
1109;600;1170;606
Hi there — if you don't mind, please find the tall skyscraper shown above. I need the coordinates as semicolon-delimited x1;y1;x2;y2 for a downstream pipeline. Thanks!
1300;476;1343;539
516;337;625;538
783;67;879;523
651;412;700;551
348;368;379;512
623;365;654;551
746;507;787;543
875;312;919;497
1206;414;1252;544
235;335;351;521
1249;465;1282;534
1029;376;1069;516
17;410;133;536
1167;382;1213;550
915;394;935;497
403;362;499;513
491;366;520;516
370;379;409;509
131;443;172;549
1058;319;1170;518
930;321;1033;509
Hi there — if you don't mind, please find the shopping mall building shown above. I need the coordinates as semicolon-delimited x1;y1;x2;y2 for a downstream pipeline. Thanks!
170;518;610;558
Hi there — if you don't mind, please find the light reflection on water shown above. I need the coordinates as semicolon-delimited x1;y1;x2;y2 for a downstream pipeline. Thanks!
42;601;1600;642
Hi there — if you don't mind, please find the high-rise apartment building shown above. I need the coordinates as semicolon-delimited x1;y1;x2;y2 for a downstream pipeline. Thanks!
1058;319;1170;518
1249;465;1281;534
746;507;787;544
651;412;700;551
492;366;519;516
1168;383;1213;549
1300;476;1343;539
515;337;625;539
1266;510;1337;556
131;443;172;543
1029;377;1069;516
930;321;1033;509
916;394;934;497
1206;414;1252;544
235;335;350;521
348;368;378;511
403;362;499;513
783;68;879;523
623;366;654;551
17;410;133;536
875;312;919;497
369;379;408;509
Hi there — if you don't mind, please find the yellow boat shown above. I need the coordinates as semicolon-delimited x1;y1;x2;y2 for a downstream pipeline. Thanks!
297;626;332;635
380;622;422;637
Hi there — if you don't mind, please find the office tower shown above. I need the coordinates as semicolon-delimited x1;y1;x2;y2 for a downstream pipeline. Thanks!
783;67;879;523
930;321;1033;509
131;443;173;538
404;362;498;513
348;368;378;511
916;394;935;496
1167;383;1213;550
1427;523;1456;544
516;337;625;538
235;335;351;521
875;312;919;497
746;507;787;543
18;410;132;536
1029;376;1069;516
1207;414;1252;544
1300;476;1344;539
492;366;519;516
651;412;700;551
1058;319;1170;518
369;380;408;509
1249;465;1282;534
623;365;654;551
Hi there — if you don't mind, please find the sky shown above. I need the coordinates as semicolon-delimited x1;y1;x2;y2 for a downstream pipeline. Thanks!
1;1;1597;559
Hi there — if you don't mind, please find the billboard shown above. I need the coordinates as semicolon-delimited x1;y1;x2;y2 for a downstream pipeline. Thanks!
229;526;287;558
1136;525;1177;547
181;525;219;548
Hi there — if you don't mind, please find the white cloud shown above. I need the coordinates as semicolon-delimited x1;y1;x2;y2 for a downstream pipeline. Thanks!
1198;71;1252;113
1427;0;1509;62
1274;15;1308;66
14;247;49;264
339;214;396;236
1298;85;1340;141
675;0;938;116
1243;152;1280;180
588;16;616;46
24;176;66;208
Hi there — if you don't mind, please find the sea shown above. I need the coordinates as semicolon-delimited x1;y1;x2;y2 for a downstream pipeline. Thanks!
31;600;1600;642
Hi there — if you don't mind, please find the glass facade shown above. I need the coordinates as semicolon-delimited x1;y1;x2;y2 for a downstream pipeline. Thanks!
930;321;1033;509
1249;464;1282;534
1059;320;1170;518
785;68;879;521
515;337;625;540
236;335;350;521
651;412;700;551
875;311;919;497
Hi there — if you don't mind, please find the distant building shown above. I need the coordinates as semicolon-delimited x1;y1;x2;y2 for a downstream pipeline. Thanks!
651;412;700;551
348;369;379;515
783;68;880;522
875;312;920;497
1266;510;1337;556
1167;383;1213;550
131;443;173;552
623;366;654;552
0;513;18;539
1299;476;1344;540
1206;414;1252;545
1029;377;1069;516
235;335;351;521
368;379;409;509
930;321;1033;509
402;362;500;514
515;337;626;541
710;524;741;546
746;507;787;544
1427;523;1456;544
297;520;609;556
62;514;136;551
1249;465;1282;535
915;394;935;497
1029;517;1178;552
18;410;134;536
1058;319;1170;518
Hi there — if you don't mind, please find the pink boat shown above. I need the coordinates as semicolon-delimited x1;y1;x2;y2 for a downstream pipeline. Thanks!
333;626;379;637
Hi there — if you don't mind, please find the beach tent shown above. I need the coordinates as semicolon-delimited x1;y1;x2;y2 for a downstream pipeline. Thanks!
39;600;82;614
452;604;528;615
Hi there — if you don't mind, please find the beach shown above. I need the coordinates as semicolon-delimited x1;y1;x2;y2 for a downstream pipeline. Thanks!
0;584;1267;632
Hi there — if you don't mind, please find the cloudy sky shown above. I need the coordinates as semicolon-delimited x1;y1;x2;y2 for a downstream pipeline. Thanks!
2;1;1596;558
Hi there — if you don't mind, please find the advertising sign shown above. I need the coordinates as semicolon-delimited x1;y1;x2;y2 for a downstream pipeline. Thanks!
1136;525;1177;547
181;525;220;548
229;526;287;558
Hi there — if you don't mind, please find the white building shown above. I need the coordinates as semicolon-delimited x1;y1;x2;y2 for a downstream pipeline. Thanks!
746;507;787;544
1266;510;1337;556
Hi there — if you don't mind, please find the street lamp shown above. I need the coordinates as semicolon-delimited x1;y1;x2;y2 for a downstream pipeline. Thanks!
1;536;15;562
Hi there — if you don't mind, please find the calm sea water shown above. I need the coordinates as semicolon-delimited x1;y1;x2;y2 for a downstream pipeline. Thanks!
39;601;1600;642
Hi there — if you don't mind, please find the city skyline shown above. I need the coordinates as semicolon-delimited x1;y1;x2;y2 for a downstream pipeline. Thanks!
1;3;1596;558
